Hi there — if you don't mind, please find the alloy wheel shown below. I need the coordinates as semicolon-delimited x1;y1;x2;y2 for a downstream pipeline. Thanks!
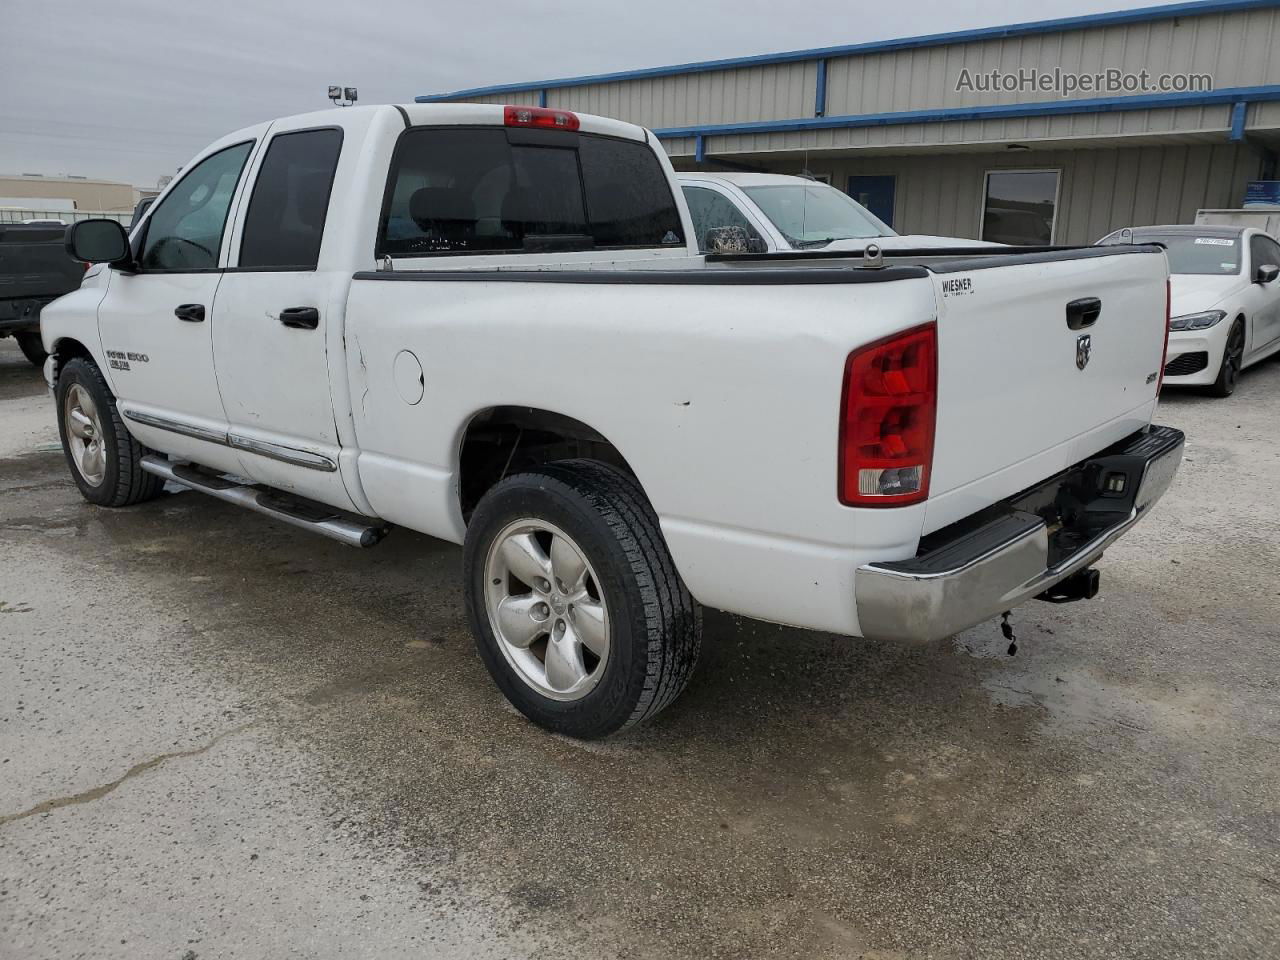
64;383;107;486
483;519;610;701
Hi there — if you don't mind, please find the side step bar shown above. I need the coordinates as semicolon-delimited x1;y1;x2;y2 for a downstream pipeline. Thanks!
140;455;389;548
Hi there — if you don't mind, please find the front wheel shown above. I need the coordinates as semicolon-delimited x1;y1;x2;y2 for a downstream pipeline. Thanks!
1208;319;1245;398
55;358;165;507
14;331;47;367
463;460;701;738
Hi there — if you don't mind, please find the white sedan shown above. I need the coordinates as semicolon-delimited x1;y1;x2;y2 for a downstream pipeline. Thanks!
1100;224;1280;397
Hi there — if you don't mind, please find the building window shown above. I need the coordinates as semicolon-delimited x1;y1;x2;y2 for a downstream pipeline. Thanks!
981;170;1060;245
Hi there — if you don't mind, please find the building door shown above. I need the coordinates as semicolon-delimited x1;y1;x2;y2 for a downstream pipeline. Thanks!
847;176;896;228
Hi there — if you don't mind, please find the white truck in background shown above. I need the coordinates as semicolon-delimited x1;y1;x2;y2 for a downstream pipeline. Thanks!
41;102;1181;738
677;172;999;253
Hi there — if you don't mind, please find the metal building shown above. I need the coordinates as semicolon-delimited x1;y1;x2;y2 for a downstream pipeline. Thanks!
420;0;1280;245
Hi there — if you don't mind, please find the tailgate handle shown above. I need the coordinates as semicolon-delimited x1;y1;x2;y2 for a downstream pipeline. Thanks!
1066;297;1101;330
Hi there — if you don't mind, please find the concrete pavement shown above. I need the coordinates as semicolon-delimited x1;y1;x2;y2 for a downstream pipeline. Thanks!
1;337;1278;959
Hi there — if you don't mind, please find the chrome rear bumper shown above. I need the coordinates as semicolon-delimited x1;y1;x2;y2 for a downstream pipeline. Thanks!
854;425;1184;643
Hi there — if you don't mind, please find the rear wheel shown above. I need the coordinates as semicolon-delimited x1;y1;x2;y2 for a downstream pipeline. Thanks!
463;460;701;738
1208;319;1245;398
55;358;164;507
14;331;47;367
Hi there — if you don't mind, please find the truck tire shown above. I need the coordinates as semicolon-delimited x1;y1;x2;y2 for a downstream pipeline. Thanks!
1208;318;1245;398
55;357;164;507
463;459;701;738
14;331;47;367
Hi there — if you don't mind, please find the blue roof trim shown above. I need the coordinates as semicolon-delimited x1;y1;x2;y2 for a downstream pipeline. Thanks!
650;85;1280;140
416;0;1272;102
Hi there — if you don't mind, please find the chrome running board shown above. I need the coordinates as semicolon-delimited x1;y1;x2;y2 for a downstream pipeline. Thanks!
139;455;388;548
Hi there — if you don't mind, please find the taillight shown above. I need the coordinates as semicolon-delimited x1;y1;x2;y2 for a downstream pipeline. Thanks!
838;323;937;507
503;105;579;131
1157;277;1170;395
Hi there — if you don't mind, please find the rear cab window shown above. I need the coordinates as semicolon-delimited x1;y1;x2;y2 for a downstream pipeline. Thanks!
377;127;684;258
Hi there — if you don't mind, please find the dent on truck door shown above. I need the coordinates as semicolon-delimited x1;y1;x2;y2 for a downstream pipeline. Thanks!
210;125;356;510
96;139;256;476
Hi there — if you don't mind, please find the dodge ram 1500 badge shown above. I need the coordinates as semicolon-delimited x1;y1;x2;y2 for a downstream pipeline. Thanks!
41;103;1182;738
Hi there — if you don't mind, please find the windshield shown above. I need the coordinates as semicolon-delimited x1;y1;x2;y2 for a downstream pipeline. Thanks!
1120;233;1242;276
742;183;894;247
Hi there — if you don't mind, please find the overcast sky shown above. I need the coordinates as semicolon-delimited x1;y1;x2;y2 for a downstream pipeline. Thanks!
2;0;1186;186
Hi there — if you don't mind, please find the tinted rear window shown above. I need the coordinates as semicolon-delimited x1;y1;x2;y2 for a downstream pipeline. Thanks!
240;128;343;269
378;128;683;257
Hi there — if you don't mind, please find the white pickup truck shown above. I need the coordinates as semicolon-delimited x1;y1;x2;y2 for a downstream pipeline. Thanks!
42;102;1183;738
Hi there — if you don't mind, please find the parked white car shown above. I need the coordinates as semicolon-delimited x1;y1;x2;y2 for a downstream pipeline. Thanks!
678;172;998;253
1099;224;1280;396
42;103;1181;738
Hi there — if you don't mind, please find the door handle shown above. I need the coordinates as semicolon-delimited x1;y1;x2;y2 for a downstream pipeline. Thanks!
279;306;320;330
1066;297;1102;330
174;303;205;323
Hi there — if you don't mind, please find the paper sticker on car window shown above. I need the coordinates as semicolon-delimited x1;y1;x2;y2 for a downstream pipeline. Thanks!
1194;237;1233;246
1222;262;1238;270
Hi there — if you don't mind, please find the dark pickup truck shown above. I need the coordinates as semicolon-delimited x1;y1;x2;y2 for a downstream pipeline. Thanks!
0;222;85;366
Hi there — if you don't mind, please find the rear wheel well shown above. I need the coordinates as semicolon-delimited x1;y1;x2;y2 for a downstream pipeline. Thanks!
458;407;635;521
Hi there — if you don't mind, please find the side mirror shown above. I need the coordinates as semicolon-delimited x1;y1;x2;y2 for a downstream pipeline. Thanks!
65;219;131;266
704;226;766;255
1255;263;1280;284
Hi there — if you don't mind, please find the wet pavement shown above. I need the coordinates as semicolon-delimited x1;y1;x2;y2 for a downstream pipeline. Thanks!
1;336;1278;959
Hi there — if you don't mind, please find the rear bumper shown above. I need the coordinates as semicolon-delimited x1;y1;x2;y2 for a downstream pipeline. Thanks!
854;425;1184;643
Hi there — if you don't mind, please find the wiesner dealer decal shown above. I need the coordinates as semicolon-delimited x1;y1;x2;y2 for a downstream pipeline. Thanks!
940;277;974;297
106;349;149;371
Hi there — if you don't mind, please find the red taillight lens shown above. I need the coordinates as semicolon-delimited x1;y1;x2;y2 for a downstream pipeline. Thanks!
503;105;580;131
838;323;937;507
1157;277;1170;395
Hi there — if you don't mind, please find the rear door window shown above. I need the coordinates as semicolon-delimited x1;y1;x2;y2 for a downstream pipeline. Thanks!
239;128;343;269
378;128;683;257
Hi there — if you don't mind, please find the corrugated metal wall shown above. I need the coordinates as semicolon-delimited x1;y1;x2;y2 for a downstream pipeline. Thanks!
436;6;1280;140
543;62;818;129
809;143;1261;244
824;6;1280;116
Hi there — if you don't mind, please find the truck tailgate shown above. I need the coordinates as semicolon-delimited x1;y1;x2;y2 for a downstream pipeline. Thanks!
923;247;1168;534
0;224;83;304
